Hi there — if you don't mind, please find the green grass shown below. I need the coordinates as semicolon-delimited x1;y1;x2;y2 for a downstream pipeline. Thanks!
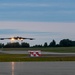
0;54;75;62
1;47;75;53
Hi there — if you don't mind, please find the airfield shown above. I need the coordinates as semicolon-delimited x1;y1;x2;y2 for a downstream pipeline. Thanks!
0;47;75;61
0;48;75;74
0;47;75;75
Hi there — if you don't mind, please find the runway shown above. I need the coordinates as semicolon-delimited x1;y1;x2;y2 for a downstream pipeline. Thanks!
0;50;75;57
0;62;75;75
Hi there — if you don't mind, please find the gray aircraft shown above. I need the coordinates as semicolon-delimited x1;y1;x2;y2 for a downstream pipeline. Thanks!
0;36;34;41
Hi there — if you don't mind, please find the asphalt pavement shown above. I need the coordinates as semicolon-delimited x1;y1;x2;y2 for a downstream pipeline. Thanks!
0;50;75;57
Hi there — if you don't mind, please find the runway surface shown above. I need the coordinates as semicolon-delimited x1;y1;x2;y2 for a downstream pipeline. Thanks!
0;50;75;57
0;62;75;75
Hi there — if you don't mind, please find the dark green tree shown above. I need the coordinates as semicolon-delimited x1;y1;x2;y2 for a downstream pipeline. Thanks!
21;42;30;48
44;42;48;47
33;44;42;47
72;41;75;46
59;39;72;47
4;42;20;48
49;40;56;47
0;43;4;48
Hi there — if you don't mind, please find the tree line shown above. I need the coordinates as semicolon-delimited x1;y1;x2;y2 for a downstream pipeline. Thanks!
0;39;75;48
33;39;75;47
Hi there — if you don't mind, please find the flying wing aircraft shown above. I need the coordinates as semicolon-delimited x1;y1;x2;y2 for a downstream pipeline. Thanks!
0;36;34;41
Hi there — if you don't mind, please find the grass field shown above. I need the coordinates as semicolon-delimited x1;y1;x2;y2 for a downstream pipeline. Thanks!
0;47;75;62
1;47;75;53
0;54;75;62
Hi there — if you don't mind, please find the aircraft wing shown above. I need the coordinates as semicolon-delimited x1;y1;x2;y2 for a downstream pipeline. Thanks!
22;38;34;40
0;38;11;40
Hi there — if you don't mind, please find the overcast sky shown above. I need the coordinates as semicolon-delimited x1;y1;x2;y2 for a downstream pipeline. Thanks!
0;0;75;46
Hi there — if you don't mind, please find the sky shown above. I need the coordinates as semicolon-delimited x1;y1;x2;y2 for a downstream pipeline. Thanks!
0;0;75;46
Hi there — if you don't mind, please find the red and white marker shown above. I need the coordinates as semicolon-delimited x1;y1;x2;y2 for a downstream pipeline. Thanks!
28;51;41;57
